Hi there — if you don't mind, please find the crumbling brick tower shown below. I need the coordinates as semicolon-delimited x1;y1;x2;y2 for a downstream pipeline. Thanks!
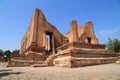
20;9;67;55
64;20;98;44
20;9;99;55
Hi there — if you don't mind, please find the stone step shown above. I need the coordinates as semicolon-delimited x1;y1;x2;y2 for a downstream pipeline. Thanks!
7;59;45;67
31;64;47;67
71;57;117;60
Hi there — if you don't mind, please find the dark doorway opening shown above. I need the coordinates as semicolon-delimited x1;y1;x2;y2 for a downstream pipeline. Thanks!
87;37;91;44
46;32;52;52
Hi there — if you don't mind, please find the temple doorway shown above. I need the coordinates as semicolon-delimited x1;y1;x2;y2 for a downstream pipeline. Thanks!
87;37;91;44
45;32;54;53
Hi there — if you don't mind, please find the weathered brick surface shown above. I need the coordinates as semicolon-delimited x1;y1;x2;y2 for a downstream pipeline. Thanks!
53;47;117;67
20;8;99;55
116;53;120;64
8;8;118;67
20;9;67;54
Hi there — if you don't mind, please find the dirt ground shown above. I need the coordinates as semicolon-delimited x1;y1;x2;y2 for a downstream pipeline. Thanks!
0;62;120;80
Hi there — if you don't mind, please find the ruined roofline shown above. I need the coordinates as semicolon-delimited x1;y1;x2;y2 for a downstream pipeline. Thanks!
21;8;47;44
35;8;61;33
20;8;65;46
21;8;95;44
63;21;94;35
35;8;62;35
20;8;98;52
86;21;93;25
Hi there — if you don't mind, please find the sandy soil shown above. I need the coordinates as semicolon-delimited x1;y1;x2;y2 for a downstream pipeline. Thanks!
0;62;120;80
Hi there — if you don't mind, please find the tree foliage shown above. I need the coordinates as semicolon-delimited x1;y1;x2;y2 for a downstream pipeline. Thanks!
0;49;3;57
107;38;120;52
0;49;20;61
12;50;19;54
4;50;12;58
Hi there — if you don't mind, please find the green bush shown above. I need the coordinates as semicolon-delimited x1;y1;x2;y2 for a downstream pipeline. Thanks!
107;38;120;52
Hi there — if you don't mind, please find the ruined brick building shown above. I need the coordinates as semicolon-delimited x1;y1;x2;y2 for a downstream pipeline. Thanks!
8;8;119;67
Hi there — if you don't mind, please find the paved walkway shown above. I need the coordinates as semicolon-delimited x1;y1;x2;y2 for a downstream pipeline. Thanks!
0;62;120;80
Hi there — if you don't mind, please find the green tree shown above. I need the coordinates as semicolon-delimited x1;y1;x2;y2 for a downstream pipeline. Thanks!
12;50;19;54
4;50;11;58
0;49;3;57
107;38;120;52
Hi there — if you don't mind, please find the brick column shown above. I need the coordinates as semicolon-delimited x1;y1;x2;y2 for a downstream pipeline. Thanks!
31;9;39;43
52;34;55;54
69;20;78;43
42;33;46;49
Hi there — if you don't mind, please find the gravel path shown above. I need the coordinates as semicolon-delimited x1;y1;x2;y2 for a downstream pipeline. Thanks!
0;62;120;80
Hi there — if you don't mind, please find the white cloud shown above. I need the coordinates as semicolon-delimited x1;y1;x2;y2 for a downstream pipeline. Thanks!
96;28;120;44
96;29;119;36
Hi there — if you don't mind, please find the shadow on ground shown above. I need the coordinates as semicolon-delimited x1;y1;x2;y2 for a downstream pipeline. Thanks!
0;69;13;72
0;69;24;77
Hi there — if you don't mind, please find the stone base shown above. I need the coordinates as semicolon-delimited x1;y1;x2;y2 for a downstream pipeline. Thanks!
8;44;118;68
54;56;71;67
8;52;49;67
116;53;120;64
52;47;117;67
70;57;116;67
7;59;44;67
53;56;117;68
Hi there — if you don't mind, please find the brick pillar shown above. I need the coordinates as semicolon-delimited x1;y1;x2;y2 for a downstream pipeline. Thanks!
43;33;46;49
31;9;39;43
52;34;55;54
69;20;78;43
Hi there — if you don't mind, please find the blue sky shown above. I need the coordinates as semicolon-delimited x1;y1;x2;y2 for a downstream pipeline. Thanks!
0;0;120;51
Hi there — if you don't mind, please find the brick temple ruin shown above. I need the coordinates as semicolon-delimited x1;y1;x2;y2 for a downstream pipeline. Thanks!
8;8;119;67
